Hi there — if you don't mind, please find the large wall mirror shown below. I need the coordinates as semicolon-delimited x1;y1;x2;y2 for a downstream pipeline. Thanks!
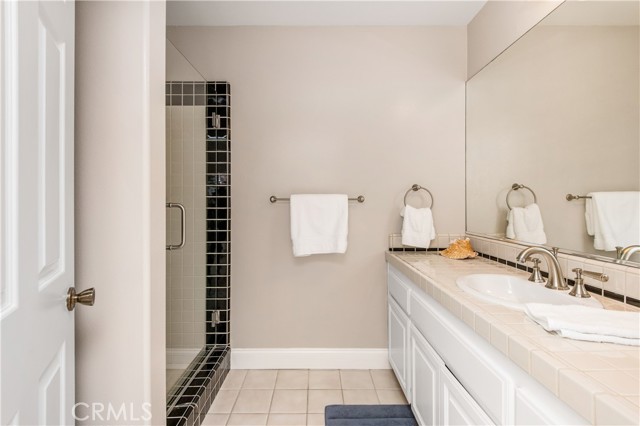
466;1;639;266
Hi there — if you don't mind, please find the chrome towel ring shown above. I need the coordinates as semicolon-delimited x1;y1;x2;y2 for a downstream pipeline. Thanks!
404;184;434;208
506;183;537;210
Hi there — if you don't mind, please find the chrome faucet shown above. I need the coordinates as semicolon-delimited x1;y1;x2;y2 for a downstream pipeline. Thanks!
516;246;569;290
619;245;640;261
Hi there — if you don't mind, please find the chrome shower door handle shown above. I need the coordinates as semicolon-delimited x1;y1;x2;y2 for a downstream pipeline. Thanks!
166;202;186;250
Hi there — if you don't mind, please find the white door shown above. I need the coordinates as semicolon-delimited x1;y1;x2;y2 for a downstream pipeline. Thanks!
1;1;80;424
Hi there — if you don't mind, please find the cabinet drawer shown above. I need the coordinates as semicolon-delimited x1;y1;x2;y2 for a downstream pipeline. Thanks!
388;266;412;314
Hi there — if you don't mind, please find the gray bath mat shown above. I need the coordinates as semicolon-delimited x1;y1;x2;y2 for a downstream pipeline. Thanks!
325;404;418;426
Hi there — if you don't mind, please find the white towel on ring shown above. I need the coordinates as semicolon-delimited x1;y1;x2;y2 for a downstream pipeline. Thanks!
506;203;547;244
401;205;436;248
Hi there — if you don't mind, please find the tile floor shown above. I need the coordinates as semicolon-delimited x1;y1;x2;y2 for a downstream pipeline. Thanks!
202;369;407;426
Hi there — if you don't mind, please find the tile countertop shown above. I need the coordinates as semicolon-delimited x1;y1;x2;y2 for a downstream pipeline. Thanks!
386;252;640;425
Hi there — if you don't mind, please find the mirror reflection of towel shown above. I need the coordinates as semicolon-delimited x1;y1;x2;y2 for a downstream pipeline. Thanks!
506;203;547;244
401;205;436;248
585;192;640;251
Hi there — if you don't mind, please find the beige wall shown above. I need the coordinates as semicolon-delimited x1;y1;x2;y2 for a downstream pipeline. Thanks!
167;26;467;349
467;0;561;78
166;40;203;81
75;1;166;423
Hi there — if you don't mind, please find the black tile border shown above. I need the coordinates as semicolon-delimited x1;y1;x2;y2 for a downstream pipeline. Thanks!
167;346;230;426
166;81;232;425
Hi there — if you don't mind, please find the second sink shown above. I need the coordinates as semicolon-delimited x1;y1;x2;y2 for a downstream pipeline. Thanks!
456;274;603;312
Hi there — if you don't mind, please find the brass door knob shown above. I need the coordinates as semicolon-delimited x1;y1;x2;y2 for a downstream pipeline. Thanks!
66;287;95;311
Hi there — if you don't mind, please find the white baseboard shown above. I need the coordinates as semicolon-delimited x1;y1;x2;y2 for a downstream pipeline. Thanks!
166;348;201;370
231;348;390;370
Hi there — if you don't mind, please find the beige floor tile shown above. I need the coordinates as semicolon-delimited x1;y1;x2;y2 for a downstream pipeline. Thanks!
376;389;407;404
340;370;375;389
308;390;343;413
306;413;325;426
270;390;308;414
222;369;248;390
227;413;268;426
209;390;239;414
370;370;401;389
276;370;309;389
267;413;307;425
201;413;229;426
233;389;273;413
243;370;278;389
342;389;379;404
309;370;341;389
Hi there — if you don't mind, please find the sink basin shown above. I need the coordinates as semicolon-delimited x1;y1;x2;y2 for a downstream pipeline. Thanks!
456;274;603;311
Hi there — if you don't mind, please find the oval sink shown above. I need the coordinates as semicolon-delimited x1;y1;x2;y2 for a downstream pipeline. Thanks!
456;274;603;311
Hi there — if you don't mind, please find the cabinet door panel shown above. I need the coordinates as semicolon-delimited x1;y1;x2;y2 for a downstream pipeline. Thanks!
388;298;409;395
440;367;494;426
410;325;442;425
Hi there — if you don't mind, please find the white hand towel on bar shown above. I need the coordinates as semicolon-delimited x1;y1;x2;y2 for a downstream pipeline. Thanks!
525;303;640;346
290;194;348;257
401;205;436;248
506;203;547;244
584;191;640;251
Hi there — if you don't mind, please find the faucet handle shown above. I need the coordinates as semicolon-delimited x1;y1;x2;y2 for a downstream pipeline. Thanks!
569;268;591;298
528;258;545;284
580;269;609;283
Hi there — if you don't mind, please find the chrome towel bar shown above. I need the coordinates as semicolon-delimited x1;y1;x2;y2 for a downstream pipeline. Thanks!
566;194;592;201
270;195;365;203
404;184;434;208
166;202;186;250
506;183;537;210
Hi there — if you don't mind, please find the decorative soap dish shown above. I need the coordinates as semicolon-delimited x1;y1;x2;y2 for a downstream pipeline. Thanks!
440;238;478;260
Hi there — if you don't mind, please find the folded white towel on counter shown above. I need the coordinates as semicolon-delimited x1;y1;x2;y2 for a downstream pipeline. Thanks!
506;203;547;244
401;205;436;248
290;194;348;257
525;303;640;346
585;191;640;251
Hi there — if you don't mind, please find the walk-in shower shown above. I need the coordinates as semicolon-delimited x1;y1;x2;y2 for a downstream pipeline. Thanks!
165;40;231;426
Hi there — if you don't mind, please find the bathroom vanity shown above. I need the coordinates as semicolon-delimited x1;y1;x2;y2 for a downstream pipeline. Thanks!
386;252;640;425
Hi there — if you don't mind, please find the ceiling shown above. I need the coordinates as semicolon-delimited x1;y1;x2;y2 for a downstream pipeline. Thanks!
166;1;487;27
540;1;640;26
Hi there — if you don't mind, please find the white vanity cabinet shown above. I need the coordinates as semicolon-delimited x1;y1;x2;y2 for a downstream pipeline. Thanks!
387;264;588;426
388;297;410;397
439;366;494;426
409;323;441;425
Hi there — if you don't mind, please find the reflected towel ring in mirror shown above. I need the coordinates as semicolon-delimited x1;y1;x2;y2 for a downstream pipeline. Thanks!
404;184;434;208
506;183;538;210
